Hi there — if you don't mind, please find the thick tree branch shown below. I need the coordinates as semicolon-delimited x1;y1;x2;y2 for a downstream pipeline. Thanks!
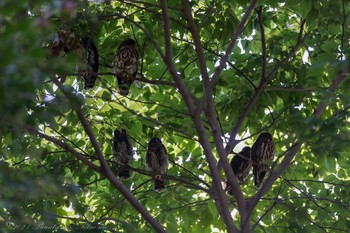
193;114;239;233
181;0;210;87
182;2;247;222
178;7;244;218
205;10;268;226
160;0;195;116
206;100;249;232
200;6;261;213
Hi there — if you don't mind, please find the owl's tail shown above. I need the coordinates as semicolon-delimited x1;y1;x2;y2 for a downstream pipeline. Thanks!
118;164;130;179
253;164;269;187
154;178;165;192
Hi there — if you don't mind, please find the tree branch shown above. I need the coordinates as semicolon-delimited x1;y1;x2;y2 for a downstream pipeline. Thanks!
129;166;210;193
50;77;167;232
181;0;210;87
178;7;244;219
206;98;248;232
313;64;348;118
160;0;195;116
162;1;238;232
247;63;349;220
16;123;101;172
265;86;323;92
99;72;177;88
196;0;258;116
256;6;267;83
224;18;307;156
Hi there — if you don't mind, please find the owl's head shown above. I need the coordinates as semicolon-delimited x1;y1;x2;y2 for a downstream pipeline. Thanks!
120;38;136;47
148;138;162;146
114;129;121;137
114;129;127;138
241;147;251;157
259;132;272;140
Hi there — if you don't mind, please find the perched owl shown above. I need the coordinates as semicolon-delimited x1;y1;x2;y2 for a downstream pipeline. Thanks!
227;147;251;195
112;129;134;179
81;37;99;89
146;138;169;191
113;39;138;96
230;147;251;184
49;25;81;57
251;132;275;187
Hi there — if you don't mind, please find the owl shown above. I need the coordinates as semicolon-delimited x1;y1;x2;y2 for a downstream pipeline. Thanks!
112;129;134;179
81;37;99;89
48;26;99;89
113;39;138;95
146;138;169;191
49;25;81;57
227;147;251;195
251;132;275;187
230;147;251;184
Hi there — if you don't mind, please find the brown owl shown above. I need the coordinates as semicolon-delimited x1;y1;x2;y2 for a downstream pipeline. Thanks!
81;37;99;89
48;26;99;89
230;147;251;184
113;39;138;96
146;138;169;191
49;25;81;57
251;132;275;187
227;147;251;195
112;129;134;179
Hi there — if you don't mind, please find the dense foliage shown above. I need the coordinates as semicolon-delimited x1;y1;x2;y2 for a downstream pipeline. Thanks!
1;0;350;232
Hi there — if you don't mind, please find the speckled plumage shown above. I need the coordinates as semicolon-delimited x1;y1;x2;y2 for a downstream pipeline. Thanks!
48;26;99;89
251;132;275;187
146;138;168;191
227;147;251;195
81;37;99;89
49;25;81;57
113;39;138;96
230;147;251;184
112;129;134;179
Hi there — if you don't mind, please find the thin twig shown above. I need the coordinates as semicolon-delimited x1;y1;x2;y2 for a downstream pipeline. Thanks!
256;6;267;83
17;123;101;172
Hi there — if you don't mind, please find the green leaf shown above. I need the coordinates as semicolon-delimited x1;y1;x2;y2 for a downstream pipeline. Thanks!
101;91;112;101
